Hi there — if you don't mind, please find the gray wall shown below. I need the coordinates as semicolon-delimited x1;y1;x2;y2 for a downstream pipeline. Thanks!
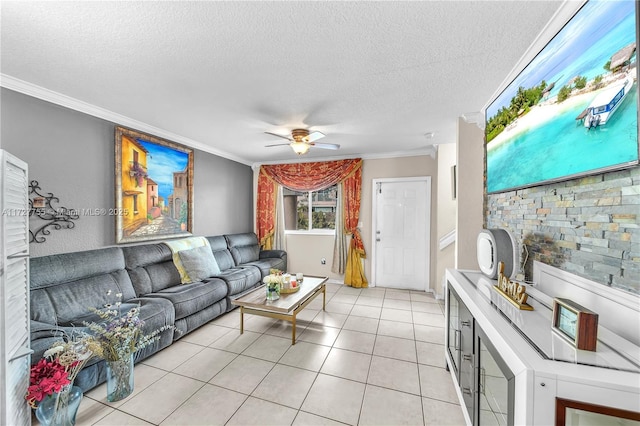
486;166;640;295
1;88;253;257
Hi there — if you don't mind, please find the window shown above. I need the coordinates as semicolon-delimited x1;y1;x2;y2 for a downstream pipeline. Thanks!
284;185;337;231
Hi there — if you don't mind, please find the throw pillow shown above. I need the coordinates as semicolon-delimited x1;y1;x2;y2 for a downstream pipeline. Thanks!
177;245;221;283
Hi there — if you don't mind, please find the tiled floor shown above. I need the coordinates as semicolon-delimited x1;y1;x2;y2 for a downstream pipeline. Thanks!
67;284;466;425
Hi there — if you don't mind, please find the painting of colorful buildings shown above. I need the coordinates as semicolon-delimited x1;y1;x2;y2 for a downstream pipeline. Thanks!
116;127;193;243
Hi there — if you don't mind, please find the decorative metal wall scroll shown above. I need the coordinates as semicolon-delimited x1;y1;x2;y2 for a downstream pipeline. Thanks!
29;180;79;243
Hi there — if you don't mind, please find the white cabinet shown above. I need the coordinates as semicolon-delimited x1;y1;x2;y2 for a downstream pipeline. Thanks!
0;150;31;426
445;267;640;425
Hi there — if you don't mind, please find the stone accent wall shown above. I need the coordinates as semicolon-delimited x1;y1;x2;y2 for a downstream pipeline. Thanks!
485;166;640;295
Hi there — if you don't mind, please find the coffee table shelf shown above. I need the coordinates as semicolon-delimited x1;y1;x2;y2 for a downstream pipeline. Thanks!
231;275;328;344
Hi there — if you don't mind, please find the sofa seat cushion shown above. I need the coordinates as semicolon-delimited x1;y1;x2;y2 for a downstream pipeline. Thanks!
242;258;287;278
32;297;174;366
211;266;261;297
144;279;227;320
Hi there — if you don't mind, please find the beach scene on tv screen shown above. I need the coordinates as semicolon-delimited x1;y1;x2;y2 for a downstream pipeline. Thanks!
485;0;638;194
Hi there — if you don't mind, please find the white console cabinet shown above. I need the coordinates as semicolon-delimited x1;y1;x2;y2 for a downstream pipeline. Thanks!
0;150;31;426
445;265;640;426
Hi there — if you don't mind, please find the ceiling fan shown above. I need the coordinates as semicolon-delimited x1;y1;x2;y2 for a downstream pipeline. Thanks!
264;128;340;155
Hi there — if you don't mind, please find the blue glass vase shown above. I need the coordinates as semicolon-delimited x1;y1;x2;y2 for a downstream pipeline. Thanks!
35;385;83;426
105;353;134;402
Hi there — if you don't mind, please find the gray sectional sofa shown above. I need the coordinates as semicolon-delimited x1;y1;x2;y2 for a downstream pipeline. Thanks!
29;232;286;391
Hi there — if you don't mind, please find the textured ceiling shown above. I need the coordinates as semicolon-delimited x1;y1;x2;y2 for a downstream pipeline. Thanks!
1;1;564;165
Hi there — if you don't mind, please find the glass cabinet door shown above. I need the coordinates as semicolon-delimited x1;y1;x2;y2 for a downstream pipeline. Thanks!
477;326;514;426
447;285;461;376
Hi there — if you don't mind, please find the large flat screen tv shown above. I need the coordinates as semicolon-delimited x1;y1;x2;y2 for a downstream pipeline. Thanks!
485;0;638;194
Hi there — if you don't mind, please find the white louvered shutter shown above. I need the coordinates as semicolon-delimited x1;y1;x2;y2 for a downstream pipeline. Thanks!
1;150;31;426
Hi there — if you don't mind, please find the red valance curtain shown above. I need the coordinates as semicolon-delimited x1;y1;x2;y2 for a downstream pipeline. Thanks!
256;158;367;287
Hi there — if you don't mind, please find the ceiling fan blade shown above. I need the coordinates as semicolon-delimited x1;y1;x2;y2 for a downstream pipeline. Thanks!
264;131;292;141
310;142;340;150
264;143;292;147
305;131;325;143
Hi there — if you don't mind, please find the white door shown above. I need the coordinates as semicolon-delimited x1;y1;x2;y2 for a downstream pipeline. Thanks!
373;177;430;290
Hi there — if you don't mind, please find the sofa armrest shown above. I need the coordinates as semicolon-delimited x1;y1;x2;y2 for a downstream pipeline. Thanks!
30;320;80;364
259;250;287;261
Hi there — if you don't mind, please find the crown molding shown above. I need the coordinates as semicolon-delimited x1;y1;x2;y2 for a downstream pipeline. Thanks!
2;74;440;169
0;74;253;166
252;145;438;169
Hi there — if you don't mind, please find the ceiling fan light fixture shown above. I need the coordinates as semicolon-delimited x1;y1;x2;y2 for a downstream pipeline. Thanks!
290;142;310;155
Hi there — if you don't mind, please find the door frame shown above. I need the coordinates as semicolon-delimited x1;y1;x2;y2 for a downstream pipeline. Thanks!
370;176;431;290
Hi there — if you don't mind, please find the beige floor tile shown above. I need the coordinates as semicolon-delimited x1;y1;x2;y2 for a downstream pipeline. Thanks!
350;305;382;319
265;321;308;340
141;341;204;371
209;355;275;394
380;307;413;323
320;347;372;382
243;315;278;333
293;411;345;426
172;347;237;381
160;384;246;425
312;311;348;328
414;324;445;344
324;301;354;315
333;329;376;354
417;341;447;368
94;409;153;425
279;341;331;372
373;335;417;362
377;319;415;340
367;356;420;395
298;324;341;346
301;374;366;425
307;297;326;310
413;311;445;327
419;364;459;403
342;316;379;334
423;397;467;425
382;298;412;310
384;290;412;300
331;293;359;304
118;373;203;424
296;308;320;322
336;286;362;296
359;384;424;426
410;292;439;303
252;364;318;409
411;301;444;314
227;396;298;425
209;329;261;353
86;363;167;408
326;283;343;293
179;323;232;347
359;287;386;299
355;296;384;307
242;334;291;362
73;397;114;425
211;310;242;328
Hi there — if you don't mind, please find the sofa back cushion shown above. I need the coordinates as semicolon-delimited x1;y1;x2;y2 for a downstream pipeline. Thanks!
225;233;260;265
30;247;136;325
206;236;236;271
122;244;182;296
